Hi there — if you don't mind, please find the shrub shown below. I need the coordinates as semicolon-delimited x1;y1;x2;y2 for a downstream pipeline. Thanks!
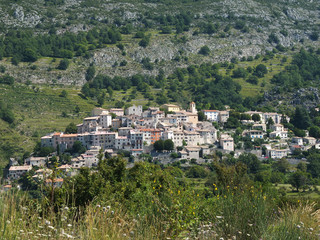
57;58;70;70
198;45;210;56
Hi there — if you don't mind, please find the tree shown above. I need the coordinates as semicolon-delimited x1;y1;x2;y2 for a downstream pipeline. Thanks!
254;64;268;78
164;139;174;151
107;86;113;98
154;139;164;151
289;171;308;192
57;58;70;70
267;117;274;129
225;117;240;128
310;31;319;41
59;90;68;98
198;111;206;121
98;155;126;183
272;158;290;173
247;75;258;85
186;165;208;178
291;106;311;130
69;141;86;154
252;113;261;122
65;122;77;134
309;125;320;138
297;162;307;172
238;152;261;174
22;48;38;62
198;45;210;56
0;105;15;124
85;65;95;81
307;154;320;178
0;74;14;85
232;68;248;78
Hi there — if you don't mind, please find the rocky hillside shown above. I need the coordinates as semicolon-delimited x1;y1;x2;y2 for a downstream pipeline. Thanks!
0;0;319;85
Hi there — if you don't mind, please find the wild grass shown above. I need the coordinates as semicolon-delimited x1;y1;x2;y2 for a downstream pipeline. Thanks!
1;184;319;239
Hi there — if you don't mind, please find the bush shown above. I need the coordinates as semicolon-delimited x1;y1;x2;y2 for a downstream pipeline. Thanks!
186;165;208;178
0;74;14;85
57;58;70;70
198;45;210;56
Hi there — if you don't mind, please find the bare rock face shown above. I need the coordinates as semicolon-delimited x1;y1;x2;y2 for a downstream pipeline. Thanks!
264;87;320;110
0;0;319;85
13;6;24;21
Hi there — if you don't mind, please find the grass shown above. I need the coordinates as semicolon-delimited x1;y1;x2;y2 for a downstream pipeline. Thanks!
219;54;292;97
1;184;320;239
274;184;320;199
0;84;98;172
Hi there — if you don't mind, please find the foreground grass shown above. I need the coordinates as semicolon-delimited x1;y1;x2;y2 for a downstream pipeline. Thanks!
1;185;320;239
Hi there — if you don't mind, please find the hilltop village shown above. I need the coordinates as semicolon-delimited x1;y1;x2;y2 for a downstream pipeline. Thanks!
5;102;319;187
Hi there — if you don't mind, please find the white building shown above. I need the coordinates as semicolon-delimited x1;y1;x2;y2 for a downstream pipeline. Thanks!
202;110;219;122
219;111;229;123
270;131;288;139
292;137;303;146
220;134;234;151
99;111;112;128
303;137;317;145
270;124;284;132
267;149;288;159
180;146;201;160
25;157;47;167
125;105;143;116
243;130;264;139
8;166;32;179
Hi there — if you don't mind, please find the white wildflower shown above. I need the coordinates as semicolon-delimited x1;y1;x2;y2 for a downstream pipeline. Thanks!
96;204;101;208
67;224;72;228
45;220;51;225
107;205;111;209
216;216;223;219
48;226;55;230
111;211;114;215
309;228;313;231
6;220;10;224
297;225;301;229
64;207;69;211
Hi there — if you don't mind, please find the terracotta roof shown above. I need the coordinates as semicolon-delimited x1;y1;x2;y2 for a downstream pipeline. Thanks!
9;166;32;171
203;110;219;112
61;134;78;138
45;178;64;183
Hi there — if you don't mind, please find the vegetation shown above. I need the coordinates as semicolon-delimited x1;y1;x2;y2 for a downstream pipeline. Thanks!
0;28;122;64
2;156;320;239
